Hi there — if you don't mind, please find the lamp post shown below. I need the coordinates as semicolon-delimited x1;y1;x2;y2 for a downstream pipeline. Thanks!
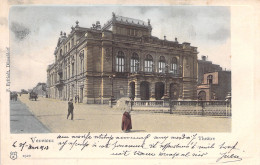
225;92;231;117
129;96;134;111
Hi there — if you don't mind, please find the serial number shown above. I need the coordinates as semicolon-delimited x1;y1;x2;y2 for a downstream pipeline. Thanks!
22;155;31;158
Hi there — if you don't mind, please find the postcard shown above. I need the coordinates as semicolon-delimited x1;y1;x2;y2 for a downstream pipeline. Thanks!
1;1;260;165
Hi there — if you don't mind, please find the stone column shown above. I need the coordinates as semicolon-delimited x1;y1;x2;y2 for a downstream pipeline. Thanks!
150;81;156;100
164;78;167;95
135;80;141;100
127;80;130;98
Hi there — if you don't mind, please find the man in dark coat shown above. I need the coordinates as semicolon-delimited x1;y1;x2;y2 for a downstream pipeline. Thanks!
121;110;132;132
67;99;74;120
75;95;77;103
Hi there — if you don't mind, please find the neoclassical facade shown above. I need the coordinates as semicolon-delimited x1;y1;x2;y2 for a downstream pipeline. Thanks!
47;13;198;104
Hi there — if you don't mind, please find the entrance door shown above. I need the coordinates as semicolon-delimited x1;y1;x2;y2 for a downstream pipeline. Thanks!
198;91;206;100
155;82;164;100
169;83;179;100
140;81;149;100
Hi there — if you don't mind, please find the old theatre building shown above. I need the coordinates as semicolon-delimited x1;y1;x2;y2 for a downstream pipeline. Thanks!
47;13;198;104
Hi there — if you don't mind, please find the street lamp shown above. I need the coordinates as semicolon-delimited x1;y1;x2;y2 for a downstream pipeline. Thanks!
129;96;134;111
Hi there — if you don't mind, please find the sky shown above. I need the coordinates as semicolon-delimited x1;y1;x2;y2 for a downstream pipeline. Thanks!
9;6;230;91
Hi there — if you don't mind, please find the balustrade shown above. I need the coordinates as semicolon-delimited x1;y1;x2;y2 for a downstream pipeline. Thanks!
126;100;228;107
124;100;231;116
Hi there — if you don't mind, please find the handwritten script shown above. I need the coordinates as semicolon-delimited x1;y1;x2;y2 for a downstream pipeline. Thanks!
11;133;244;163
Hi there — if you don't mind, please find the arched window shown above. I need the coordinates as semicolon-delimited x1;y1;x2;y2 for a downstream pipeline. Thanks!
68;64;70;78
170;57;178;74
71;62;74;77
116;51;125;72
158;56;166;73
80;50;84;74
71;57;75;77
72;38;74;46
130;53;139;73
64;60;67;80
144;55;153;72
207;75;213;84
60;49;62;57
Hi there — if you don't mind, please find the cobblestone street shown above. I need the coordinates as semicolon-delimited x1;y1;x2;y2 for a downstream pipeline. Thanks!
15;94;231;133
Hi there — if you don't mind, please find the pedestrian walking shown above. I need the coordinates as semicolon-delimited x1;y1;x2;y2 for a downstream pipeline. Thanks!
121;108;132;133
67;99;74;120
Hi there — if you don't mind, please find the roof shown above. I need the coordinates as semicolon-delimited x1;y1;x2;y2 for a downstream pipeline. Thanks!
115;15;149;27
47;64;55;71
102;13;151;30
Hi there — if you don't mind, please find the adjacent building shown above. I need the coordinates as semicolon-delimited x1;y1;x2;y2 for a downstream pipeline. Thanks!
47;13;198;104
197;55;222;85
32;83;47;97
197;71;231;100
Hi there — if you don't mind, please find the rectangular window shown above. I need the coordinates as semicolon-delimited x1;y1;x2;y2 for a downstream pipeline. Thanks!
130;29;134;36
159;62;165;73
116;57;124;72
68;65;70;78
72;63;74;76
145;60;153;72
170;63;177;74
130;59;139;73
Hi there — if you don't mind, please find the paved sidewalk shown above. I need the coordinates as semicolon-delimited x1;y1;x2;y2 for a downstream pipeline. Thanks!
18;94;231;133
10;99;50;133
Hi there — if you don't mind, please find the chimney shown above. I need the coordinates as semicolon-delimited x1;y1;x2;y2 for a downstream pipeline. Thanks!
201;55;206;61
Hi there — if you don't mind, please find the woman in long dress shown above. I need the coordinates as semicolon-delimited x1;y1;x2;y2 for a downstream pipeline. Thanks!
121;109;132;132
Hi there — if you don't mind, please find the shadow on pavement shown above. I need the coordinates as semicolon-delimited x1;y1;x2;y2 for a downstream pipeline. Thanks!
129;130;146;133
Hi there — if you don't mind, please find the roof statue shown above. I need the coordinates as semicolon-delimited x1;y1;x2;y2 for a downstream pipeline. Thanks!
75;20;79;27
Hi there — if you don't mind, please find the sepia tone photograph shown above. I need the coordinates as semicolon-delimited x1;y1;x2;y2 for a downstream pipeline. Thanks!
9;6;231;134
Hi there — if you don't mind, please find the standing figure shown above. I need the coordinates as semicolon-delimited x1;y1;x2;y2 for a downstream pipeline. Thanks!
121;109;132;132
75;95;77;103
67;99;74;120
14;93;18;101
